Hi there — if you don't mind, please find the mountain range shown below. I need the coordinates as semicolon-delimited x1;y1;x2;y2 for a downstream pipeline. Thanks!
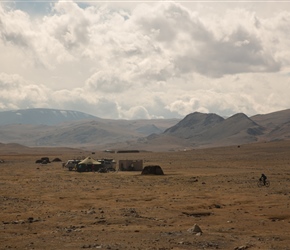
133;109;290;151
0;108;290;151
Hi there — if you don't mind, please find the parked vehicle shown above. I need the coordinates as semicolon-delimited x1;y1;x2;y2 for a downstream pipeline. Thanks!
98;158;116;170
63;160;81;171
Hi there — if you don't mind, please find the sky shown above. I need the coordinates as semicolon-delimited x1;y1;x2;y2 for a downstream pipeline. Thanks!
1;0;290;120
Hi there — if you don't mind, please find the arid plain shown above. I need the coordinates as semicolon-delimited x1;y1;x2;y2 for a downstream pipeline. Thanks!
1;141;290;250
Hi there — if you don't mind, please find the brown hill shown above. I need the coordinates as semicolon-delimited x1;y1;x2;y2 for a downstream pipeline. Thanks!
195;113;265;146
0;119;179;148
251;109;290;141
0;142;88;155
123;110;288;151
165;112;263;143
164;112;224;138
251;108;290;130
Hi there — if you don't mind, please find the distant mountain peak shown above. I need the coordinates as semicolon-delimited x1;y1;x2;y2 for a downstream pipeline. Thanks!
0;108;99;125
229;112;251;120
226;112;260;126
164;112;224;135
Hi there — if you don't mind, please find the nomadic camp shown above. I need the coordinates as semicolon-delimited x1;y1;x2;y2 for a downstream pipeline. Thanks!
75;157;116;172
118;160;143;171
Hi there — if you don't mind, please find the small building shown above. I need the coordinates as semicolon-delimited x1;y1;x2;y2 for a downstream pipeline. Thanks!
118;159;143;171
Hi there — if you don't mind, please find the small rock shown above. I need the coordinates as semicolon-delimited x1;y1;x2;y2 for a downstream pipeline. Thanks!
87;210;95;214
28;217;34;221
234;246;249;250
187;224;203;235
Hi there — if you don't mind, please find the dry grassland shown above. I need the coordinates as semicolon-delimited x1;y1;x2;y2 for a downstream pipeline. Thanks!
1;141;290;250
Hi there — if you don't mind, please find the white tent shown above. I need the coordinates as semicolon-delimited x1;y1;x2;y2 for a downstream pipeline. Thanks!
79;157;101;165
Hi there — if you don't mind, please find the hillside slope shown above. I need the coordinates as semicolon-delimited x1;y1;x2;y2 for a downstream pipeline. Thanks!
0;109;179;148
164;112;224;138
121;110;289;151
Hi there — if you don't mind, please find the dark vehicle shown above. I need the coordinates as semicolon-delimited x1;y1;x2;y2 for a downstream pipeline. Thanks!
98;158;116;170
64;160;81;171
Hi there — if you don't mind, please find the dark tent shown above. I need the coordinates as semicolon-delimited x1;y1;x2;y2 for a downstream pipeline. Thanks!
52;158;62;162
141;165;164;175
41;157;50;163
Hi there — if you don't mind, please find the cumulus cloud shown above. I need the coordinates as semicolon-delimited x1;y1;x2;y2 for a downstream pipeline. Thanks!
0;1;290;119
121;106;151;120
0;73;50;109
85;70;131;93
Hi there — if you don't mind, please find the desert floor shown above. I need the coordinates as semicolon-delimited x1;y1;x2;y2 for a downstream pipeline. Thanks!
1;141;290;250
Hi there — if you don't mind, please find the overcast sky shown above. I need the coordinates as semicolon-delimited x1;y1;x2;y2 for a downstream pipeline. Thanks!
1;1;290;119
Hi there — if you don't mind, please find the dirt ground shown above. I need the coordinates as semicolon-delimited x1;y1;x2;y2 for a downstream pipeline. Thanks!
1;141;290;250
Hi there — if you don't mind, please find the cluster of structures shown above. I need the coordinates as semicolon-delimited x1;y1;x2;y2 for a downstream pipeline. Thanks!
35;154;164;175
63;157;145;173
35;157;62;164
62;156;164;175
63;157;117;172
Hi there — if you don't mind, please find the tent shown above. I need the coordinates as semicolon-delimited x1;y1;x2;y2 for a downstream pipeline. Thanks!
77;157;101;172
141;165;164;175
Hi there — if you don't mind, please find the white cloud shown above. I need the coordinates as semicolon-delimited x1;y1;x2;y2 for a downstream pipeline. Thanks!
85;70;131;93
121;105;151;120
0;1;290;119
0;72;50;109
